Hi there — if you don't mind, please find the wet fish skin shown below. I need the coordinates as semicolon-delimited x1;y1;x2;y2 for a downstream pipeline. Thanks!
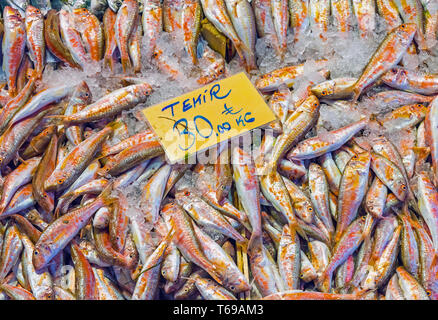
352;23;417;101
3;6;26;97
25;5;45;78
115;0;139;73
33;183;113;270
334;151;370;244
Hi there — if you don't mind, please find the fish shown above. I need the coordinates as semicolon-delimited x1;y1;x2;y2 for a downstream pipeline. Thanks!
72;8;104;62
335;151;371;244
200;0;247;64
382;67;438;95
59;9;89;68
225;0;257;69
352;0;376;37
3;6;26;97
142;0;163;61
182;0;202;65
55;83;152;125
33;182;113;270
103;8;118;72
25;5;45;77
352;23;417;101
115;0;139;73
44;9;81;68
289;0;310;42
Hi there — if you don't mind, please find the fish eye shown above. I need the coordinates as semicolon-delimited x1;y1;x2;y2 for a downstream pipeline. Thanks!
361;216;366;221
308;206;313;212
416;104;422;108
153;52;159;58
34;250;39;255
84;92;89;97
321;90;327;96
352;155;358;160
162;270;166;274
401;184;407;190
184;191;190;196
401;24;406;29
300;273;304;279
219;68;224;74
230;285;235;291
427;290;432;296
313;103;318;107
57;178;64;185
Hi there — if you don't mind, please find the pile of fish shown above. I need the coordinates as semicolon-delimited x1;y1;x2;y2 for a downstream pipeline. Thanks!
0;0;436;301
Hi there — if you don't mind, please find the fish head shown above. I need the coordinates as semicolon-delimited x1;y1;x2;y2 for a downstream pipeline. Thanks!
4;6;24;25
293;200;315;224
395;23;417;45
311;80;335;98
40;192;55;213
221;270;251;293
36;285;55;300
348;150;371;169
381;67;409;88
25;5;43;21
73;80;93;105
32;242;54;271
44;171;68;192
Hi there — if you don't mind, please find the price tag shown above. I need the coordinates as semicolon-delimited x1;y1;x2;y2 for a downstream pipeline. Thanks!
142;72;276;163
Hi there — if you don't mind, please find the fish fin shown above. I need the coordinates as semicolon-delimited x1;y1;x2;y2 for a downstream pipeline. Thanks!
121;56;132;74
351;87;360;103
361;214;374;243
14;152;27;167
105;120;125;136
98;181;115;206
293;222;308;242
248;232;263;255
95;153;109;161
354;288;376;300
45;115;68;125
316;269;332;293
432;253;438;282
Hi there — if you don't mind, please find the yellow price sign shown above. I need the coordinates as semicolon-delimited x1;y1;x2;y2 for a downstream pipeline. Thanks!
142;72;276;163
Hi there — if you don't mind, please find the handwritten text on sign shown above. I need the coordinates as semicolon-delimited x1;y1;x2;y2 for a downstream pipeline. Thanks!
142;72;276;163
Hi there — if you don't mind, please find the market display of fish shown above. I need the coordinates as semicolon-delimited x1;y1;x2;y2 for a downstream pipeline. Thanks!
0;0;436;301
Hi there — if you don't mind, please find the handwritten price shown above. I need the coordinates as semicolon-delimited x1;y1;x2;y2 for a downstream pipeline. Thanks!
143;72;276;163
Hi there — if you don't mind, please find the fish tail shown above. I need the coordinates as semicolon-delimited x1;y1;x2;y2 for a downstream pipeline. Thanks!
233;40;248;67
351;87;360;103
248;232;263;253
45;115;68;125
354;288;375;300
98;181;115;206
105;120;125;136
104;55;116;72
121;53;132;74
292;221;308;242
317;269;332;293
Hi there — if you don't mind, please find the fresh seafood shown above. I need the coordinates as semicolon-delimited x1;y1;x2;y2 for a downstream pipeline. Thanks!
0;0;434;301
